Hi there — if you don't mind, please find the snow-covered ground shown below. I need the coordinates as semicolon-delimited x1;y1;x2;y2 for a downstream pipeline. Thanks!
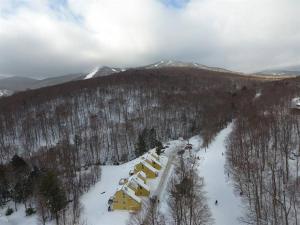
0;204;41;225
80;141;181;225
196;124;245;225
0;127;245;225
80;162;136;225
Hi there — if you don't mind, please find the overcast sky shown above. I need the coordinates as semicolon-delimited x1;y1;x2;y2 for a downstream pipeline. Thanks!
1;0;300;78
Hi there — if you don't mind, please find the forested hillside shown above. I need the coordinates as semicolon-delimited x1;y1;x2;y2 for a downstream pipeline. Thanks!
0;67;262;224
227;77;300;225
0;68;258;165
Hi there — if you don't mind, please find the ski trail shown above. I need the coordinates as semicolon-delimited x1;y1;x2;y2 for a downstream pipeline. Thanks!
196;124;244;225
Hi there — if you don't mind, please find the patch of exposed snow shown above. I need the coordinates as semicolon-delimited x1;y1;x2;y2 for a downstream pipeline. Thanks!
0;204;43;225
254;92;262;100
188;135;202;152
0;89;12;97
84;67;99;80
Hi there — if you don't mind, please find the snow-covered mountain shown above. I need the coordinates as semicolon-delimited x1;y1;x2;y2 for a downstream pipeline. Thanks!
0;61;238;95
0;76;38;91
257;64;300;76
141;60;239;74
0;74;83;94
257;70;300;77
83;66;124;80
82;60;238;80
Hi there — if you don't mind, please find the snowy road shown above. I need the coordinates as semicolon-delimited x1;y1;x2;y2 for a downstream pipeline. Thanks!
156;143;184;200
195;124;244;225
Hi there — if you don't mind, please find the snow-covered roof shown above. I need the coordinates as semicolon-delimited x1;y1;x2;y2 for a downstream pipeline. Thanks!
143;154;162;167
136;171;146;179
128;175;150;191
139;160;159;174
128;179;138;189
119;178;127;185
117;184;141;203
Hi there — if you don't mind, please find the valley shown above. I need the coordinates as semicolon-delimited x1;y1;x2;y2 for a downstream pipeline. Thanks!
0;66;299;225
2;1;300;224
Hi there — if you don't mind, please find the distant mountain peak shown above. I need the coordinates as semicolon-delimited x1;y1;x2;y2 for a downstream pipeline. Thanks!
83;66;126;80
142;60;237;74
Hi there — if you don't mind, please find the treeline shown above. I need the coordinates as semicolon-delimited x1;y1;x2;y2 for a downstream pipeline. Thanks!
135;128;163;157
0;68;258;165
226;77;300;225
0;67;259;224
0;144;100;224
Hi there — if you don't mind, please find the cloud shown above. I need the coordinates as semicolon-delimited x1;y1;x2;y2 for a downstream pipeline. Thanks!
0;0;300;77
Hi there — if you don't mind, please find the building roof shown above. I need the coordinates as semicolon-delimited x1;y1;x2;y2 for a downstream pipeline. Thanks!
119;178;127;185
128;175;150;191
136;171;146;179
149;151;160;160
117;184;141;203
139;160;159;174
143;154;162;167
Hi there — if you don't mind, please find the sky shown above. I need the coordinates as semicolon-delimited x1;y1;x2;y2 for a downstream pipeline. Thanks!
1;0;300;78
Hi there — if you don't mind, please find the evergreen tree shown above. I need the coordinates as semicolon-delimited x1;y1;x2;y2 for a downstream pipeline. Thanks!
39;171;67;225
141;128;149;149
11;155;28;173
148;128;157;149
135;134;147;157
9;155;30;210
155;141;163;155
0;165;9;206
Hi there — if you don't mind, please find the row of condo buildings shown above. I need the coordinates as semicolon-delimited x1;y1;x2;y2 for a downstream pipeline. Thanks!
108;150;162;211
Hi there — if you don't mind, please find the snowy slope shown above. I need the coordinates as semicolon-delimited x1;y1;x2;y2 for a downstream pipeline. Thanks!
0;204;40;225
84;67;99;80
0;128;245;225
195;124;244;225
83;66;125;80
143;60;239;74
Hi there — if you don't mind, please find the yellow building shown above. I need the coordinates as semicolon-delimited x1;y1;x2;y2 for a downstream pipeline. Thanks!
127;174;150;196
134;160;158;178
142;154;162;170
112;184;141;211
